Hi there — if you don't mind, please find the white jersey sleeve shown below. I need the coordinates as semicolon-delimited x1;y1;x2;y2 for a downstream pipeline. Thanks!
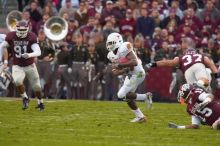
117;42;133;58
29;43;41;58
0;34;6;43
0;40;9;63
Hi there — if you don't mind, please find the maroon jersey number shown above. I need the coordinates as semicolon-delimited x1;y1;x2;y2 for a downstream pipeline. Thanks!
182;54;202;66
14;45;27;58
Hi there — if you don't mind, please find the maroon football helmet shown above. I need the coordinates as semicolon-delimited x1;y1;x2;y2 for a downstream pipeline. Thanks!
177;84;194;102
16;20;29;38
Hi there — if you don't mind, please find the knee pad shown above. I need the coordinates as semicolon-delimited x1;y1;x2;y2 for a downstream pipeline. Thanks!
32;84;42;92
13;79;23;86
125;92;136;102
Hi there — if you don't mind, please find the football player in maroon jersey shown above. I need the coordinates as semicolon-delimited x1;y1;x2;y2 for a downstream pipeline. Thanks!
168;83;220;130
0;20;44;111
145;37;219;89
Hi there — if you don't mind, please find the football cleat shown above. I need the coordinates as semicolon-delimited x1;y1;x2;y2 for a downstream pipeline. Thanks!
35;103;44;111
22;98;29;110
145;92;153;109
130;116;147;123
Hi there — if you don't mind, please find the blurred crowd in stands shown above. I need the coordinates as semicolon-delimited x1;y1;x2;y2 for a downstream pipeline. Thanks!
2;0;220;100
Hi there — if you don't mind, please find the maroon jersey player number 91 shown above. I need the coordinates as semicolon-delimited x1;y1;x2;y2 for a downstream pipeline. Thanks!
0;20;44;111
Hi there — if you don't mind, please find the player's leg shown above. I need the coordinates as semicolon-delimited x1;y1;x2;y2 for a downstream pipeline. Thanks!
25;64;44;111
194;64;210;88
117;76;146;122
184;66;196;85
126;92;146;122
132;74;153;109
12;65;29;109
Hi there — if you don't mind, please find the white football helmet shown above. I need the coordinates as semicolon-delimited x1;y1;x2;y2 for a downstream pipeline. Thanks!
106;32;123;52
16;20;29;38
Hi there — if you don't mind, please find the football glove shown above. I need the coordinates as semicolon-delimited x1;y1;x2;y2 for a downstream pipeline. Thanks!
21;53;29;59
145;62;157;71
67;67;72;74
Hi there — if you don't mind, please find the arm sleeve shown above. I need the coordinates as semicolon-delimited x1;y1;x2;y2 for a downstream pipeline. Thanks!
191;115;201;125
29;43;41;58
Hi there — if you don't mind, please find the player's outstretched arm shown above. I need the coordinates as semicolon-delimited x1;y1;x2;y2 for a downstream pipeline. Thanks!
156;57;179;67
168;122;199;129
145;57;179;71
168;116;200;129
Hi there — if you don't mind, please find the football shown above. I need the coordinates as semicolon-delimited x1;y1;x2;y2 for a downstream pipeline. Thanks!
118;57;129;63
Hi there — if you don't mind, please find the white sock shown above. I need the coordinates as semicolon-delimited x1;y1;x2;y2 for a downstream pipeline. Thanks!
136;94;147;101
38;99;43;104
132;108;144;118
21;92;28;99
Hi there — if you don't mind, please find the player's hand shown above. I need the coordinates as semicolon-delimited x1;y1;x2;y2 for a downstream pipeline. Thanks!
145;63;153;71
67;67;72;74
112;63;119;69
21;53;29;59
3;60;8;70
168;122;178;129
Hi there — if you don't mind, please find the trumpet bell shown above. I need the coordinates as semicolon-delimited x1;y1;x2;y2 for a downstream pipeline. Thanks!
44;16;68;41
6;10;22;32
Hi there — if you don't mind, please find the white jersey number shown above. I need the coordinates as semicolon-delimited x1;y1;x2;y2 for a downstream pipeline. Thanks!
14;46;27;58
183;54;202;66
197;107;212;117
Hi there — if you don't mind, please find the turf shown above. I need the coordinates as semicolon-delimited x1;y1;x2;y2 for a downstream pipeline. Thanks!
0;98;219;146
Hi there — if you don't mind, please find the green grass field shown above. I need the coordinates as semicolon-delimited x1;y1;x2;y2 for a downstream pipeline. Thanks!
0;98;219;146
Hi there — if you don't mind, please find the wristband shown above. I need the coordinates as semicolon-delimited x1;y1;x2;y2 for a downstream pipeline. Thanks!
177;125;186;129
4;60;8;64
151;62;157;67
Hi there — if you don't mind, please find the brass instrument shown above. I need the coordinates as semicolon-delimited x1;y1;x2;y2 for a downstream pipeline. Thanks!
6;10;22;31
44;16;68;41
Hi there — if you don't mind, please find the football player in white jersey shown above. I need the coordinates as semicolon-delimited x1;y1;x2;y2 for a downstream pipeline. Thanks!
106;32;152;123
0;34;7;70
0;34;13;92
